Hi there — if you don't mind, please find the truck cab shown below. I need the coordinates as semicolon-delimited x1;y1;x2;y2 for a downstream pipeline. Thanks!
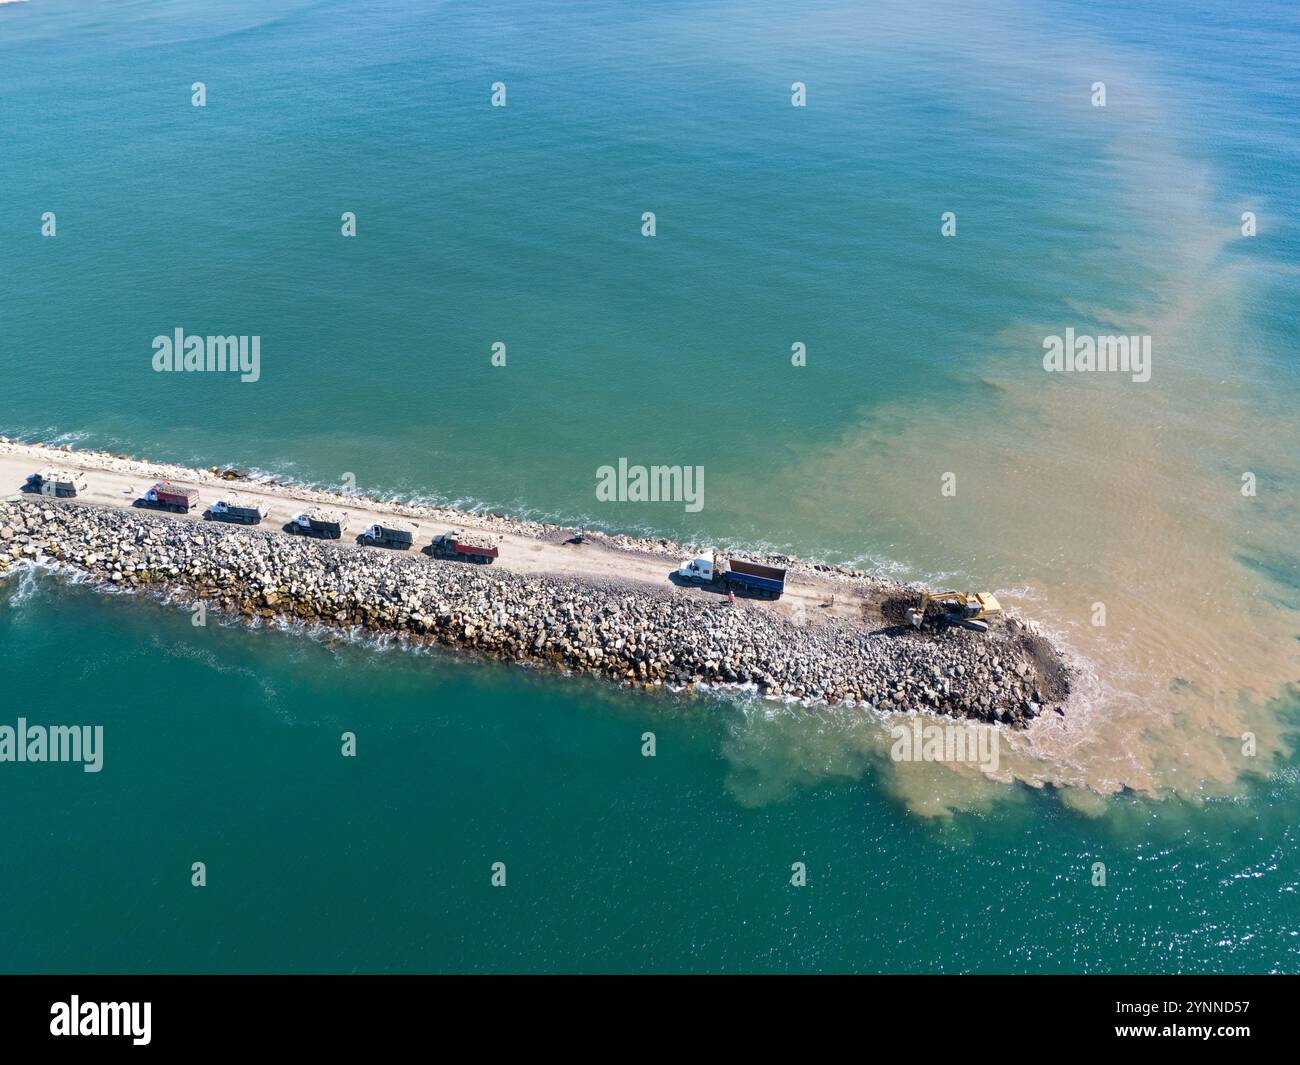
678;557;716;583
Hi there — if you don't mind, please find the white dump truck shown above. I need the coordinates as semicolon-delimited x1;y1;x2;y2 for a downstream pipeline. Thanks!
207;494;268;526
677;554;787;599
360;522;415;549
290;508;348;539
26;469;87;498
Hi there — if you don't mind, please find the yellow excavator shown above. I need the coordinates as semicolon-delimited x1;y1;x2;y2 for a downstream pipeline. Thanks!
905;590;1002;633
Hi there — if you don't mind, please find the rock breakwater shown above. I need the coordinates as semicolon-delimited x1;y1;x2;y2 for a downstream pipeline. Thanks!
0;500;1071;724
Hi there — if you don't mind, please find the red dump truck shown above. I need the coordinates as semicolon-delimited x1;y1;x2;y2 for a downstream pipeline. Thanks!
430;531;498;564
138;481;199;513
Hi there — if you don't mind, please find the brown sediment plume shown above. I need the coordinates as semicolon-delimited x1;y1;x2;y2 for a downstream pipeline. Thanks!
746;292;1298;807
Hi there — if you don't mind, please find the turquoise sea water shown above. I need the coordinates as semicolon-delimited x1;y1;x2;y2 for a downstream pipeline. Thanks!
1;0;1297;971
3;577;1296;973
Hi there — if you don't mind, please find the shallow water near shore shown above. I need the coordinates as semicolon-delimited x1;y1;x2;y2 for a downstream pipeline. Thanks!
1;0;1298;969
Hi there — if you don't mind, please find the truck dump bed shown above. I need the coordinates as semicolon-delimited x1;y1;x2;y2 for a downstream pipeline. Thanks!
305;508;346;526
432;531;499;561
727;559;786;583
148;482;199;510
453;539;499;558
154;482;199;505
724;558;786;597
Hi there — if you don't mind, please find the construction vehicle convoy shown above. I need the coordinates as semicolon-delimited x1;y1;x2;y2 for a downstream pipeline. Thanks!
678;553;787;599
360;522;415;550
138;481;200;513
18;473;1010;638
290;508;348;539
26;469;87;498
905;590;1002;633
431;530;498;564
207;494;268;525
